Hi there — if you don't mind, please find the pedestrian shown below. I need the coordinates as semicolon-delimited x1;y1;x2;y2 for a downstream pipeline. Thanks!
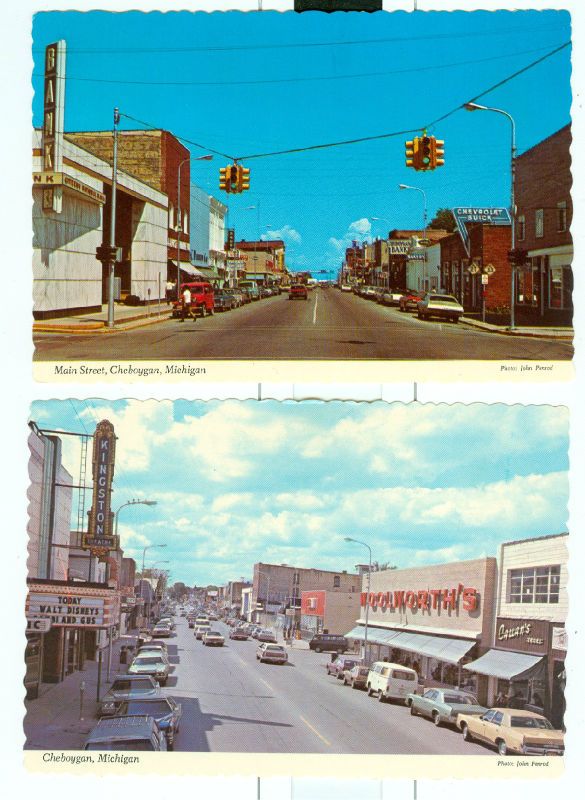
495;691;508;707
508;689;525;709
180;285;193;322
166;279;176;304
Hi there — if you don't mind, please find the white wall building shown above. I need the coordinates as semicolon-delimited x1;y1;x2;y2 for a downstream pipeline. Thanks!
405;242;442;292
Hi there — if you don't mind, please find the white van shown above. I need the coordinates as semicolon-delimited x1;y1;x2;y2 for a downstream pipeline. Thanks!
366;661;418;703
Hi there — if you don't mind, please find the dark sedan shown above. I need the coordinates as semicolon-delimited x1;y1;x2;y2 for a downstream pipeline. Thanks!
213;290;236;312
114;697;182;749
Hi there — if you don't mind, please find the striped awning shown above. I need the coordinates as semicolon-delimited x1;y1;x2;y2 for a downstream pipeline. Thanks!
462;649;543;680
345;626;475;664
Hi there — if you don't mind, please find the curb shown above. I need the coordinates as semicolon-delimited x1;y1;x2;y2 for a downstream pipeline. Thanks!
460;317;574;340
33;312;173;335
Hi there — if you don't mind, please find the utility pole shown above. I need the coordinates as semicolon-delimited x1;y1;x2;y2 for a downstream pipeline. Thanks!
107;108;119;328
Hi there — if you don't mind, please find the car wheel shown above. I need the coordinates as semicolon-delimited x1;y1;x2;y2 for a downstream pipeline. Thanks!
378;691;386;703
417;310;423;319
432;712;442;727
315;647;322;653
497;740;508;756
410;703;417;716
452;316;459;324
367;685;373;697
208;305;214;316
343;677;349;685
461;724;473;742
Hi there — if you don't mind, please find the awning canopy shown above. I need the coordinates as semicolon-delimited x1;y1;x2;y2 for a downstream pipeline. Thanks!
462;649;543;680
345;626;475;665
169;260;204;278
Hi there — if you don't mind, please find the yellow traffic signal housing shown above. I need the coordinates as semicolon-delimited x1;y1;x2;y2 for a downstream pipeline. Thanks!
219;166;229;193
238;166;251;192
405;138;419;169
419;136;433;169
229;164;239;193
432;138;445;169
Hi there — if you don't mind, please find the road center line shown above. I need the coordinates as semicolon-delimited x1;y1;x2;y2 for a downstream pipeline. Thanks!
300;715;331;747
312;292;318;325
259;677;274;692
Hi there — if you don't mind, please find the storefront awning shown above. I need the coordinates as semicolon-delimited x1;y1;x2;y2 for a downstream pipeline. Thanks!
462;649;543;680
345;626;475;664
169;260;204;277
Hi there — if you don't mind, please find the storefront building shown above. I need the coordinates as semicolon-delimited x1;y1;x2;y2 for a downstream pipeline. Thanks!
345;557;498;704
463;533;568;727
300;589;361;638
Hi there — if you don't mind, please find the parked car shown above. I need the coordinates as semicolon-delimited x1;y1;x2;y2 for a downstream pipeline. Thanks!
239;281;260;301
114;697;182;749
202;630;225;646
213;289;236;312
84;715;167;751
99;675;162;716
417;293;464;323
256;629;277;643
407;688;487;727
229;288;244;307
171;281;215;317
195;623;211;639
289;283;309;300
363;285;377;299
326;655;362;678
229;627;249;640
399;290;425;312
366;661;418;703
374;287;386;303
152;625;172;639
381;288;405;306
457;708;565;756
136;644;169;660
249;626;263;639
256;643;288;664
308;634;348;653
343;664;370;690
340;284;353;292
127;654;170;686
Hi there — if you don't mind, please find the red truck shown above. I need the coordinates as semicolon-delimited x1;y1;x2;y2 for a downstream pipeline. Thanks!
172;282;215;318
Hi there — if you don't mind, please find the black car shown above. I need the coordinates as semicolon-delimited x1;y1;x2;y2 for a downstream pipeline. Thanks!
114;697;182;749
309;634;348;653
213;290;236;312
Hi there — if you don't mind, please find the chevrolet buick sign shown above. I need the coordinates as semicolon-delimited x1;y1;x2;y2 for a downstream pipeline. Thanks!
452;207;511;255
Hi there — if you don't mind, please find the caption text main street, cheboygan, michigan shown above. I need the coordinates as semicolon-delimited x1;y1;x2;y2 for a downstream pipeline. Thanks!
53;364;208;378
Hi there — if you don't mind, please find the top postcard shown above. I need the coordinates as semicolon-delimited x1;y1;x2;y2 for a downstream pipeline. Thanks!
31;9;575;382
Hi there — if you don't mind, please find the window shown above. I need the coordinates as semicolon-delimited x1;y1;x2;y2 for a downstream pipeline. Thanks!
549;265;573;310
517;215;526;241
333;575;340;588
535;208;544;238
168;202;175;230
509;565;560;604
557;201;567;233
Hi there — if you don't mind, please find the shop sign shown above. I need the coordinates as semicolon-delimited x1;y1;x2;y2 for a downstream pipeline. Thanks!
388;241;411;255
496;617;549;654
27;617;51;633
33;172;106;204
83;420;117;553
360;585;478;613
27;593;105;627
452;206;511;256
552;626;567;652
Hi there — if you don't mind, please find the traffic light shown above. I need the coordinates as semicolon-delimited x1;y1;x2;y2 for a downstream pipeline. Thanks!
432;138;445;169
229;164;239;192
238;165;251;192
419;136;432;169
219;166;229;193
405;138;419;169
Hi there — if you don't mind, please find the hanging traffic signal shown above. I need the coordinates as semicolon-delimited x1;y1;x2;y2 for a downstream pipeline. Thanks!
420;136;432;169
229;164;239;192
238;166;251;192
405;138;418;169
219;166;229;193
432;138;445;169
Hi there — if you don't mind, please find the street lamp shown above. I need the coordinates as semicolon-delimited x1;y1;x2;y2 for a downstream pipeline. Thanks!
464;101;517;328
176;154;214;300
114;498;157;539
140;542;166;626
399;184;428;291
344;537;372;662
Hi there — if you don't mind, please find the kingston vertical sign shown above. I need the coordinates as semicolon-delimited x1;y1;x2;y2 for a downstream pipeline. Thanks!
83;420;117;553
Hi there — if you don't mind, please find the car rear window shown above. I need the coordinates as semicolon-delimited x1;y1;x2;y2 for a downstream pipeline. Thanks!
444;694;477;705
391;669;416;680
510;717;554;729
432;295;459;303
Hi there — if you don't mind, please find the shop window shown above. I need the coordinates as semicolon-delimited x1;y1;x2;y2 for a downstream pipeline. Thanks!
549;265;572;310
168;202;175;230
509;565;560;604
333;575;340;588
535;208;544;238
517;215;526;241
557;201;567;233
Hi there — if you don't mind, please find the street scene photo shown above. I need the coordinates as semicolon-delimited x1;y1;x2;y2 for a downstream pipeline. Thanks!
32;10;573;362
25;400;568;757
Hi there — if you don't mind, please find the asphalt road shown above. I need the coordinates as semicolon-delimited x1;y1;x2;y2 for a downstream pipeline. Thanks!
34;289;573;361
166;619;489;755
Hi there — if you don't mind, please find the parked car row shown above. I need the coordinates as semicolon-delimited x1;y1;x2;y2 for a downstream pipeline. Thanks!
171;281;283;319
324;656;564;756
350;283;465;323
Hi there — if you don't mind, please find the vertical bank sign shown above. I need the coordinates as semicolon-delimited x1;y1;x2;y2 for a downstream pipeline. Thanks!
40;41;66;212
82;420;117;554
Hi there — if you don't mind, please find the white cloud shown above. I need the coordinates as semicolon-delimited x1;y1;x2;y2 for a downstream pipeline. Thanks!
262;225;302;244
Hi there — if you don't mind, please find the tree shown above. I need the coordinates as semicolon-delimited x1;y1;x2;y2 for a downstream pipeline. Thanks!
428;208;456;232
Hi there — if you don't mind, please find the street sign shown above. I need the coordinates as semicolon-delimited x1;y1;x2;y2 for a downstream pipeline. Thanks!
481;274;489;285
468;263;480;275
484;263;496;275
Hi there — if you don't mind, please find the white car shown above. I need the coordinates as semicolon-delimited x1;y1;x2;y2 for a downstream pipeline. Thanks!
340;284;353;292
256;643;288;664
417;293;464;323
202;630;225;647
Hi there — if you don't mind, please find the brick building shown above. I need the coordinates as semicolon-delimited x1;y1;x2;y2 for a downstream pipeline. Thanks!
300;589;361;638
235;239;286;285
67;129;193;291
514;125;573;324
252;562;359;615
439;224;512;313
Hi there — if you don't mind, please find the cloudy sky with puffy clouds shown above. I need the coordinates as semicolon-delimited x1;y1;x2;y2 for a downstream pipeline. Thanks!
30;400;569;587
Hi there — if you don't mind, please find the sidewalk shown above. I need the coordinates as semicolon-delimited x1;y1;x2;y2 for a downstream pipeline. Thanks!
460;315;574;340
24;632;138;750
33;303;173;334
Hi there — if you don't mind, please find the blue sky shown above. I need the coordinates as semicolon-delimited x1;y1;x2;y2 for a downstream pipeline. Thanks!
30;400;569;586
32;9;572;278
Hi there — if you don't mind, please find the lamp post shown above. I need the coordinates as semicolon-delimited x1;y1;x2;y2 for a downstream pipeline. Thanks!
464;102;517;329
399;184;428;292
139;541;166;627
114;498;157;539
245;203;262;285
344;537;372;662
176;154;213;300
